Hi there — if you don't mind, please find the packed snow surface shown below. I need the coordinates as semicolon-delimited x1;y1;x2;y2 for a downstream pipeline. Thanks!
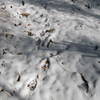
0;0;100;100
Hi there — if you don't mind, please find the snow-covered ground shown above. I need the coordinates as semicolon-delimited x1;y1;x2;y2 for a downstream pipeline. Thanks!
0;0;100;100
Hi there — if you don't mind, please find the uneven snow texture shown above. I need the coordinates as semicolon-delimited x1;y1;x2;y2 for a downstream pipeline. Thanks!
0;0;100;100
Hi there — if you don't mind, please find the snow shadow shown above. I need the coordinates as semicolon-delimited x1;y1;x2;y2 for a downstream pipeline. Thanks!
85;0;100;9
39;39;100;58
1;33;100;58
0;33;100;59
19;0;100;20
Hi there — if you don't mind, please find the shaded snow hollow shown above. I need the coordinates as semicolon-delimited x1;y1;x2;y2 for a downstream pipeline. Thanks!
0;0;100;100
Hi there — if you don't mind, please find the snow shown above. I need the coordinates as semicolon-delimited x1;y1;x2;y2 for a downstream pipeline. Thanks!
0;0;100;100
